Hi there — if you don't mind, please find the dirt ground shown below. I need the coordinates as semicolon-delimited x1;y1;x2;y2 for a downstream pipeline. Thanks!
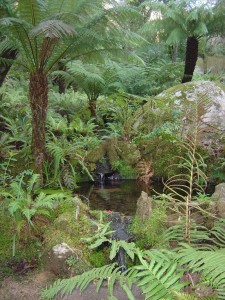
0;270;144;300
0;270;55;300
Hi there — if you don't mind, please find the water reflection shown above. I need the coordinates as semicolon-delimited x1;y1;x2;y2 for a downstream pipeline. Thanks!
76;180;163;215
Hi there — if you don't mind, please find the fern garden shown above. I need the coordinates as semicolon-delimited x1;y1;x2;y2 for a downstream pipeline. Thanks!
0;0;225;299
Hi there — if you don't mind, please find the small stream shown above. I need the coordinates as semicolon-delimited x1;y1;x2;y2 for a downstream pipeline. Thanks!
76;180;164;215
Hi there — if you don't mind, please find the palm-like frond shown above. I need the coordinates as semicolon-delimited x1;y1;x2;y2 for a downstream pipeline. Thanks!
43;239;187;300
17;0;47;25
166;28;186;45
30;20;76;38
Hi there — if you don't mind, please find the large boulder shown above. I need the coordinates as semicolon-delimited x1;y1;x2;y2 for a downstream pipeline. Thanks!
44;242;75;276
136;191;152;222
211;183;225;217
135;81;225;147
134;81;225;176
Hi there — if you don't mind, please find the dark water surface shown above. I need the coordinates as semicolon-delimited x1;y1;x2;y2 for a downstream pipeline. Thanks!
75;180;164;215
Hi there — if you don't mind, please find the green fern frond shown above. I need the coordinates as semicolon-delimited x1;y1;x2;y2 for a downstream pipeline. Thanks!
42;263;125;299
27;173;41;194
30;20;76;38
17;0;47;25
210;220;225;248
162;221;213;248
177;245;225;297
134;248;186;300
172;291;217;300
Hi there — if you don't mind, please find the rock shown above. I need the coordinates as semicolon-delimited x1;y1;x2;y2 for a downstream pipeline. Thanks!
44;242;75;276
211;183;225;217
136;80;225;152
136;191;152;222
133;81;225;177
107;212;132;241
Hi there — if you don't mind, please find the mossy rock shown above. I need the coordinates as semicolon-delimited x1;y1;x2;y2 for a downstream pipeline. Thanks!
87;143;106;163
137;81;225;140
135;81;225;176
117;141;141;166
43;197;93;267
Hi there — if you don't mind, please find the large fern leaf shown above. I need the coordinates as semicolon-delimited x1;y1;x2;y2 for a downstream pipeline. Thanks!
177;245;225;299
133;249;186;300
42;263;132;300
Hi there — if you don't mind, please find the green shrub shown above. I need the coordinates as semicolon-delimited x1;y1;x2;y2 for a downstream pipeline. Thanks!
131;205;167;249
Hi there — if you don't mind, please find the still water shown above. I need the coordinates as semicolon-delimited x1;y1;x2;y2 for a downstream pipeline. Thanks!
75;180;164;215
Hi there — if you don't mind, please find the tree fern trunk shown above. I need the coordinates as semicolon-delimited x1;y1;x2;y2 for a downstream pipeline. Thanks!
182;36;198;83
0;49;17;88
29;70;48;181
202;53;208;74
89;99;97;117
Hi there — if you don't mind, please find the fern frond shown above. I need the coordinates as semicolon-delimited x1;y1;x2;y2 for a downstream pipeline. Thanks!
134;248;186;300
27;173;41;194
172;291;216;300
177;245;225;297
42;263;127;300
30;20;76;38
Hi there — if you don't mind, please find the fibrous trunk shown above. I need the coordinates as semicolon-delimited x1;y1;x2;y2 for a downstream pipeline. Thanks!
89;99;97;117
29;71;48;181
0;49;17;88
182;36;198;83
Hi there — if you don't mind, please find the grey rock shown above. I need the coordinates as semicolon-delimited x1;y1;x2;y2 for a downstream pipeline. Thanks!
211;183;225;217
136;191;152;222
44;242;75;276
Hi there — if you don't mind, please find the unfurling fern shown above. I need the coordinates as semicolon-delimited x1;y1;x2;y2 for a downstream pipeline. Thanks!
162;94;211;244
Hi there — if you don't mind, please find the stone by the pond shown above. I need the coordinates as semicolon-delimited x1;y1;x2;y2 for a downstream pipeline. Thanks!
44;242;75;276
211;183;225;217
136;191;152;222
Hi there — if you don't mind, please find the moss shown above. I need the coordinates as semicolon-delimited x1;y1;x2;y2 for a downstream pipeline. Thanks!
131;204;167;249
0;207;14;259
43;198;94;265
88;249;108;268
87;143;106;163
118;141;141;166
105;137;120;164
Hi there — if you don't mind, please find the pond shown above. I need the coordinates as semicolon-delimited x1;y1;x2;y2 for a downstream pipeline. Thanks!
75;180;164;215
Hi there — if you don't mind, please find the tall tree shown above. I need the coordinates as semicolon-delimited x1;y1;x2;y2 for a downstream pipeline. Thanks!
138;1;216;82
0;0;17;87
0;0;142;180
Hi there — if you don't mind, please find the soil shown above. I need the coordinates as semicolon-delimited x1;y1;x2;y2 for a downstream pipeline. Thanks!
0;270;55;300
0;270;144;300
